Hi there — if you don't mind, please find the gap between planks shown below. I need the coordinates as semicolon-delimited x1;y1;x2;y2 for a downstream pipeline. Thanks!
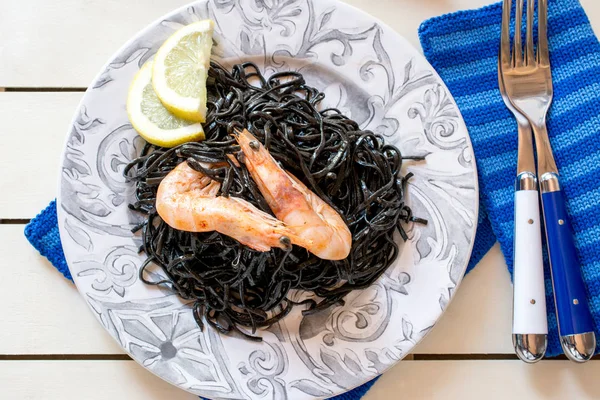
415;354;600;361
0;219;30;224
1;87;87;92
0;354;131;361
6;353;596;361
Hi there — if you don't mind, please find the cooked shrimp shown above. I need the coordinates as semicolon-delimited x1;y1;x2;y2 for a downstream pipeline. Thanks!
156;161;295;252
235;129;352;260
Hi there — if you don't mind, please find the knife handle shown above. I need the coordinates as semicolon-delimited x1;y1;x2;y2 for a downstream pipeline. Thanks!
540;172;596;362
512;172;547;362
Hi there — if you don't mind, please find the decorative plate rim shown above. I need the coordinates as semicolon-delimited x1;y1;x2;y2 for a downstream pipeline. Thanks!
56;1;479;398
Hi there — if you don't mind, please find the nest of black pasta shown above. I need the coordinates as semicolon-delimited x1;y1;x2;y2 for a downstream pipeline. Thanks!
125;62;423;340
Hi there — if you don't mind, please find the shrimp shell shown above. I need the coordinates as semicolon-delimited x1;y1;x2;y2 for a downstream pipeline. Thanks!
235;129;352;260
156;161;294;252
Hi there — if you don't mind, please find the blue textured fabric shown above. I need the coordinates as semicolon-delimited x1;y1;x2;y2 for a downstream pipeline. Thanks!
466;205;496;274
24;200;72;281
419;0;600;357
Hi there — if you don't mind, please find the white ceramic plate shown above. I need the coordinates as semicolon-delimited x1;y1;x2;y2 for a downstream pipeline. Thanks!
57;1;478;398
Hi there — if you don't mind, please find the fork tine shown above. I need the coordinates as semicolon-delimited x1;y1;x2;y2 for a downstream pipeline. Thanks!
538;0;550;65
513;0;524;66
525;0;535;65
500;0;512;69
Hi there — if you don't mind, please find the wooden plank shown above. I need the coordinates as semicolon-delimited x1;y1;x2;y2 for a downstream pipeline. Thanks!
0;360;196;400
4;0;599;87
366;360;600;399
0;93;81;218
0;0;191;87
0;225;123;354
2;222;513;355
2;359;600;399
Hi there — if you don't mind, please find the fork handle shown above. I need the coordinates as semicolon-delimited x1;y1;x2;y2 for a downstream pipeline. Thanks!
512;172;547;362
540;172;596;362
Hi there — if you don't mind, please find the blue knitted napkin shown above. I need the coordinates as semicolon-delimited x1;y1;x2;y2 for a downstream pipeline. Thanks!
419;0;600;357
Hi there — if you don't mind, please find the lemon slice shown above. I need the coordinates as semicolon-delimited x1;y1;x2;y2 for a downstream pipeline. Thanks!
127;61;205;147
152;20;215;122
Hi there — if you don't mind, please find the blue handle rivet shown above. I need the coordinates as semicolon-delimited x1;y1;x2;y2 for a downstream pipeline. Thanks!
528;219;534;224
530;299;536;304
558;219;564;225
573;299;579;305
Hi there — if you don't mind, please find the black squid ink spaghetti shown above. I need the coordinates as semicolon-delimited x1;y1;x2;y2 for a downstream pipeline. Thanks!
124;62;425;340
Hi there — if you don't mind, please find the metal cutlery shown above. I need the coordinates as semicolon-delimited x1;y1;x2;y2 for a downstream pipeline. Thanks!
499;0;547;363
500;0;596;362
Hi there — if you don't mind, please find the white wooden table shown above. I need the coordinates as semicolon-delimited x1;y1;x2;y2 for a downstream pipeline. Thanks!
2;0;600;398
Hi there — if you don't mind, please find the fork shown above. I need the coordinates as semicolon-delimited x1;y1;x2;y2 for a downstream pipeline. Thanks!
498;9;547;362
500;0;596;362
